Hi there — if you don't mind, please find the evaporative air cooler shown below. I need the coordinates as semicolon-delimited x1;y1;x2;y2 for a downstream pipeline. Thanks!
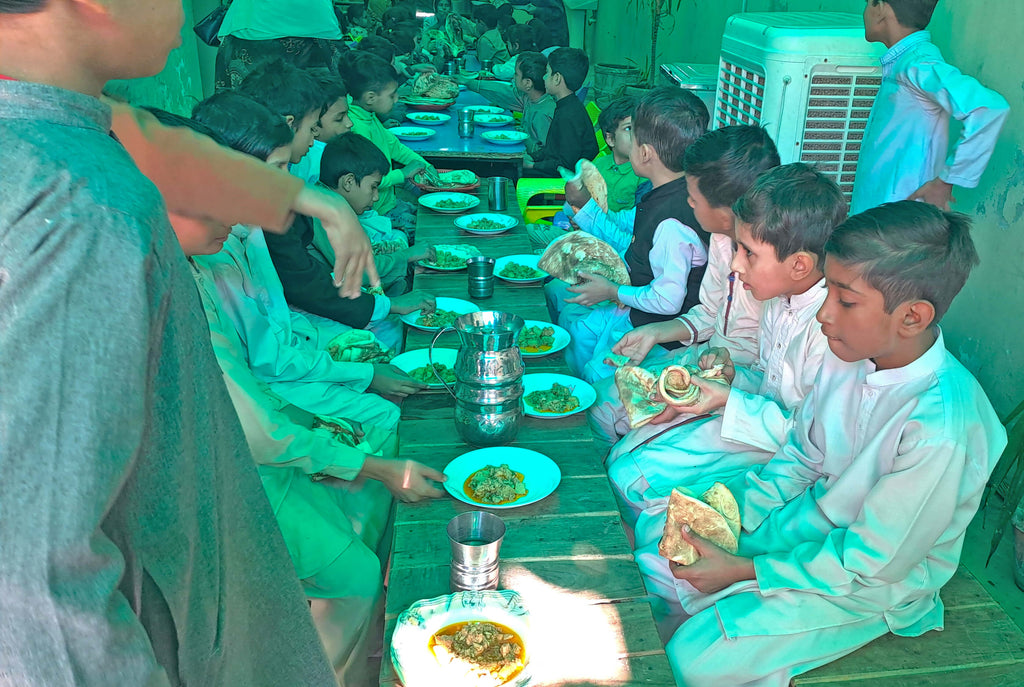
713;13;886;200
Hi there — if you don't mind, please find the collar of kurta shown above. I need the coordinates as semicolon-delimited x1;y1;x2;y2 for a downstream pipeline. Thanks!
346;98;374;123
881;30;931;66
0;79;111;133
785;277;828;313
864;327;946;386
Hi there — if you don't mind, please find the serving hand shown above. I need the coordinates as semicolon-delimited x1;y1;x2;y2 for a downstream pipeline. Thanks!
669;525;754;593
907;177;955;210
565;271;618;307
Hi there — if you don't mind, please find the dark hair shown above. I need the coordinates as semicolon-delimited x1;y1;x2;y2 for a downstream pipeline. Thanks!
825;200;977;321
305;67;349;119
237;59;322;123
386;22;420;55
473;5;498;29
632;87;709;173
871;0;938;29
684;125;781;208
382;5;415;28
347;4;365;21
143;107;225;146
546;47;589;92
733;163;847;267
597;96;635;136
528;17;554;51
356;35;397;64
515;51;547;92
192;92;294;162
340;52;400;100
503;23;536;53
0;0;45;12
320;132;390;188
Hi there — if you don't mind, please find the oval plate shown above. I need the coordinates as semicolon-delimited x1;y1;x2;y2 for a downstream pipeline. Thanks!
455;213;519;235
419;192;482;214
418;244;482;271
481;130;529;146
405;111;451;126
461;104;504;117
391;126;437;141
495;254;546;283
443;447;561;509
400;296;480;332
390;348;458;389
391;590;532;687
474;113;515;127
522;373;596;419
518;319;570;358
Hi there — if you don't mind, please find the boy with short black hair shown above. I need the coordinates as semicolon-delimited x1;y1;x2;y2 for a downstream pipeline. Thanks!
639;200;1005;686
0;1;339;684
342;52;434;232
473;4;511;64
594;96;643;212
317;132;434;294
557;88;711;382
612;163;847;532
524;47;598;176
852;0;1009;212
286;68;353;186
460;50;554;154
588;125;779;448
237;59;323;166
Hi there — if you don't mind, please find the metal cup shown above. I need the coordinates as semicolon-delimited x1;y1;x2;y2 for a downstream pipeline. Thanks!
481;58;494;72
445;60;456;76
458;120;475;138
448;511;506;591
467;256;495;298
487;177;509;212
455;56;467;72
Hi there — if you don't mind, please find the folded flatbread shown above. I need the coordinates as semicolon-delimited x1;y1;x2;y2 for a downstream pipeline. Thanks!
559;159;608;212
437;169;477;185
411;72;459;100
659;483;741;565
538;233;629;286
614;365;664;429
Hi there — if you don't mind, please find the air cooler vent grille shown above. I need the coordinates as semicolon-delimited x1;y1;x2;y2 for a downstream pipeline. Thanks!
714;60;766;128
800;75;881;199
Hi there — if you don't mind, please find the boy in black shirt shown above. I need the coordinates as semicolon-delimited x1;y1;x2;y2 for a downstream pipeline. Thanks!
524;47;598;177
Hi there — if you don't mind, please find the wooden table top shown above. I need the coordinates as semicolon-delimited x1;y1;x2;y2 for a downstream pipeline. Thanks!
381;187;674;686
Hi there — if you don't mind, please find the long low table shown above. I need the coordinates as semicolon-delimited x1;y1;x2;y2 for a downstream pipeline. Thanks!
380;186;674;685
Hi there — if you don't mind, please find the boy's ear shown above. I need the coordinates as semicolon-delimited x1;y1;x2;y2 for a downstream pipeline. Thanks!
603;131;616;149
788;251;819;281
896;299;937;338
339;172;358;192
284;114;296;131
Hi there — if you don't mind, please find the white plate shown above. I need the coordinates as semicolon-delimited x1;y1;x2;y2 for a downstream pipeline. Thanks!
522;373;596;419
461;104;503;116
473;113;515;127
494;254;546;283
418;244;482;271
518;319;570;358
480;130;529;146
454;213;519;235
390;348;458;389
400;297;480;331
405;111;451;126
444;447;561;508
391;590;532;687
419;192;482;214
391;126;437;141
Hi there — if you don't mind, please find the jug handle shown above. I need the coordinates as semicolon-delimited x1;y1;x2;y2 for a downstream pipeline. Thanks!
428;326;457;398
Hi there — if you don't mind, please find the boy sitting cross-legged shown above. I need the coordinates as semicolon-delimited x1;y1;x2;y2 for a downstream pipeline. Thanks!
587;125;779;449
523;47;599;177
556;88;711;383
611;163;847;535
637;201;1006;687
315;132;435;296
342;52;435;235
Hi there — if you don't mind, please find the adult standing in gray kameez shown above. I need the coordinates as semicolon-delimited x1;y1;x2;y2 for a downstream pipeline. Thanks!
0;1;337;685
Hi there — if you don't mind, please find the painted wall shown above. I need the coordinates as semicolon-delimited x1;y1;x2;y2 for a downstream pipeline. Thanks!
594;0;1023;415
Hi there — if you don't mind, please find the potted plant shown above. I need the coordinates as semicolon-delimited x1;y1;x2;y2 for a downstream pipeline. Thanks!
629;0;687;87
983;398;1024;590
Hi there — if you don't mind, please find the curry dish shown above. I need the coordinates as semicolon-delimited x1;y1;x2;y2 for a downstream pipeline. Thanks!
464;464;527;505
430;621;526;687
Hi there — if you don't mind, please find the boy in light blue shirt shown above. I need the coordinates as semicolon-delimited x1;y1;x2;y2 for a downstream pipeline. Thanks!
852;0;1009;213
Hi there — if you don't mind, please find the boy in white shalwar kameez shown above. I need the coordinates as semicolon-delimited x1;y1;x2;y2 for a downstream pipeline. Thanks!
587;126;780;448
637;202;1006;687
611;164;848;533
851;0;1009;213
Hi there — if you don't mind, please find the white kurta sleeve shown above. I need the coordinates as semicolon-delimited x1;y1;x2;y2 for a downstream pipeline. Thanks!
677;235;731;344
719;388;796;454
905;60;1010;189
572;199;636;255
753;437;971;597
617;219;708;314
0;210;171;686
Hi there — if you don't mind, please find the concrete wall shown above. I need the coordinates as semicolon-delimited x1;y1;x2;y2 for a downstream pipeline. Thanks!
594;0;1023;415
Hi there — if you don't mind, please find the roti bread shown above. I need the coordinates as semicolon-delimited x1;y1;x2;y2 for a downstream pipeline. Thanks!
559;159;609;212
614;366;664;429
659;484;741;565
702;482;741;539
538;233;629;286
